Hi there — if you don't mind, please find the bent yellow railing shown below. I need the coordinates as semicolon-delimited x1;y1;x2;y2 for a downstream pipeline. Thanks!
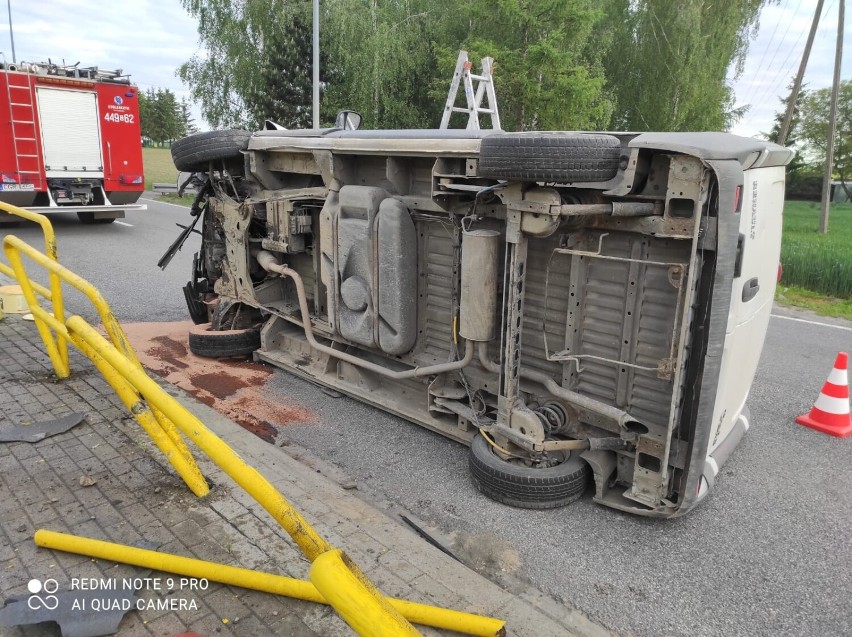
2;210;506;636
0;201;67;375
35;530;506;637
3;234;209;497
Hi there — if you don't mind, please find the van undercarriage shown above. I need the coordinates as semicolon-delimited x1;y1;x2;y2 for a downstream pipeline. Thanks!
168;128;791;517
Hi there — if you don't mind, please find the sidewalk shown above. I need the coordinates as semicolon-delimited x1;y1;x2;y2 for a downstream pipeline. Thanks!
0;313;611;637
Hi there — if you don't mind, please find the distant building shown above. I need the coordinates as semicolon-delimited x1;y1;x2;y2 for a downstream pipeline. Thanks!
831;181;851;203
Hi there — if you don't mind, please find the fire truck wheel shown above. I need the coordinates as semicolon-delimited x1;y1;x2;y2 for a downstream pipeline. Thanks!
469;434;589;509
171;129;252;172
188;323;261;358
77;212;116;224
478;132;622;182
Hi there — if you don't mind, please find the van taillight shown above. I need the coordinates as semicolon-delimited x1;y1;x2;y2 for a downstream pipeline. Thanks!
734;185;742;213
777;262;783;283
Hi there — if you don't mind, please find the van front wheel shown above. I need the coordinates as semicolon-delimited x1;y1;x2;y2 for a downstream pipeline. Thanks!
468;434;589;509
188;323;261;358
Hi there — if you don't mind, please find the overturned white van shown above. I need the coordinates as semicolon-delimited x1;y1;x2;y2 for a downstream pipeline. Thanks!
165;127;791;517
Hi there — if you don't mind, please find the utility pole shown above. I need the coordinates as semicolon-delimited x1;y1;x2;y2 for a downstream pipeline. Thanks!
820;0;844;234
312;0;319;129
6;0;15;64
777;0;824;145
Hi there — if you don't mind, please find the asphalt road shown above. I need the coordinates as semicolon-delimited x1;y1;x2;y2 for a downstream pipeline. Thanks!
0;198;198;322
2;198;850;636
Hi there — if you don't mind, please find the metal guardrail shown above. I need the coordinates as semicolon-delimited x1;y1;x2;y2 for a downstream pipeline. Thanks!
152;182;180;193
153;172;199;195
0;201;506;637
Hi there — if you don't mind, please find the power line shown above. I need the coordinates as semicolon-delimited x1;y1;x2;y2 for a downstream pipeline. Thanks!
741;0;806;107
740;0;836;129
755;0;836;108
743;0;795;103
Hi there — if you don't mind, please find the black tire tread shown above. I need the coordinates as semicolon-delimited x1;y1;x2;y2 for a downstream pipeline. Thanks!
479;132;621;182
469;434;589;509
188;323;261;358
171;130;251;172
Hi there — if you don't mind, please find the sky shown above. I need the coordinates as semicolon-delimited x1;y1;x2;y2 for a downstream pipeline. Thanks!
1;0;850;139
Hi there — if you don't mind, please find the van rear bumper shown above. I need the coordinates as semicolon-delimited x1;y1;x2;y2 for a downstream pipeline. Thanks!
695;405;751;503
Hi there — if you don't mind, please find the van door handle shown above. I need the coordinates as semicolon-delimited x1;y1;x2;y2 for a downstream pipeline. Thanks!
742;277;760;302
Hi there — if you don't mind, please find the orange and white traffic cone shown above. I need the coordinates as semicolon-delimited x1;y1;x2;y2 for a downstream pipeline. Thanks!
796;352;852;437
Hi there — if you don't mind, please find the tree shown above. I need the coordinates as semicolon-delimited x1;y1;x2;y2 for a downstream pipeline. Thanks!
180;98;200;136
321;0;439;129
796;80;852;199
178;0;616;131
179;0;332;129
139;88;190;144
428;0;613;131
762;79;815;198
603;0;770;131
765;80;806;147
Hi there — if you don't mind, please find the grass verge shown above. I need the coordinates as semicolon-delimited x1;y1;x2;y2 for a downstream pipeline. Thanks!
775;286;852;320
777;201;852;320
156;194;193;207
142;147;178;190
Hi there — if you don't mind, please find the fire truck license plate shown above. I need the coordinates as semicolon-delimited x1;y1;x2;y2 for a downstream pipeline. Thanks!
0;184;35;191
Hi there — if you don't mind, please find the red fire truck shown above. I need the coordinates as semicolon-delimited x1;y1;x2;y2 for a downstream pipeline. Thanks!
0;59;145;224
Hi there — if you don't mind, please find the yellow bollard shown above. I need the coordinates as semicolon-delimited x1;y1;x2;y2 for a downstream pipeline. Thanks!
34;530;506;637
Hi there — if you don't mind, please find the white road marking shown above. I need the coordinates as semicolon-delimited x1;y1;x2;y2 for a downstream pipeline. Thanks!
114;220;133;227
770;314;852;332
141;197;191;210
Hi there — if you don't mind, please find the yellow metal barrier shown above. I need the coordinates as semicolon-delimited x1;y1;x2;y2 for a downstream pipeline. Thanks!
3;235;209;497
34;530;506;637
3;226;505;636
0;201;67;375
65;312;424;632
312;549;421;636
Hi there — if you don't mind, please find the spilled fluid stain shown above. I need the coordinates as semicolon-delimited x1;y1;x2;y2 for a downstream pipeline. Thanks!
117;321;315;444
191;371;254;399
148;335;190;369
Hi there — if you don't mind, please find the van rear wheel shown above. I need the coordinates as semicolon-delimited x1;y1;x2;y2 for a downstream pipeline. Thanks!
469;434;589;509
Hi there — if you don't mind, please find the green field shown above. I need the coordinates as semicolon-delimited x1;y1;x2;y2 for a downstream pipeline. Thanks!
777;201;852;318
142;147;178;190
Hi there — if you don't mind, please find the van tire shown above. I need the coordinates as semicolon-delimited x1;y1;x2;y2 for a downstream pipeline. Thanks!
469;434;589;509
171;129;251;172
188;323;261;358
478;132;622;182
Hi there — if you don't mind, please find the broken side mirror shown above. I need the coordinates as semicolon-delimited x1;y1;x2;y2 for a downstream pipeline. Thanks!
335;110;362;130
264;119;287;130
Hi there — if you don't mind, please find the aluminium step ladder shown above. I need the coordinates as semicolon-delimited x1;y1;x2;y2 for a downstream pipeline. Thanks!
439;50;501;130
